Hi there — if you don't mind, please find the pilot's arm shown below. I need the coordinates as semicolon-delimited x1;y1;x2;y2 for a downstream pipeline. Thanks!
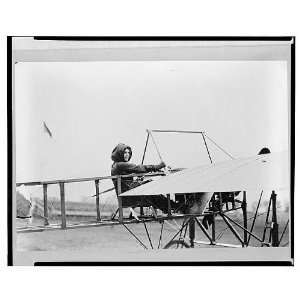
117;161;166;174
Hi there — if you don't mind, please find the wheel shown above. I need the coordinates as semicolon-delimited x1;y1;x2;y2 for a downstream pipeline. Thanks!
163;239;190;249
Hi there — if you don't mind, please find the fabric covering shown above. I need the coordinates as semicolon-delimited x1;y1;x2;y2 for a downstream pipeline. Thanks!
120;151;289;196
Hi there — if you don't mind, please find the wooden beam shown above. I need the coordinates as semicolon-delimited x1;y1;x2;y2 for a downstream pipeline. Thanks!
16;171;165;186
167;194;171;217
262;195;272;243
149;129;204;134
95;180;101;221
211;212;216;245
43;184;49;226
117;177;123;222
189;218;195;248
271;191;279;247
59;182;67;229
242;191;248;246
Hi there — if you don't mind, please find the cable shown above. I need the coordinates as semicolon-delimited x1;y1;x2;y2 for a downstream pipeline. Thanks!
204;133;235;159
201;132;213;163
122;223;148;249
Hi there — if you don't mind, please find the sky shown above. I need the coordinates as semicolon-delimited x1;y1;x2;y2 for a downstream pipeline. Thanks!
15;60;289;202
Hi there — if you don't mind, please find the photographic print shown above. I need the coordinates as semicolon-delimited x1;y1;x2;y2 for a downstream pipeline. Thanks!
9;37;294;265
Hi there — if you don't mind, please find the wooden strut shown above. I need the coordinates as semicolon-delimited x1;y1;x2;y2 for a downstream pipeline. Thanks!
271;191;279;247
210;197;217;245
189;218;195;248
262;194;273;245
167;194;172;217
117;177;123;222
95;179;101;222
43;184;49;226
211;212;216;245
242;191;248;246
268;225;272;244
150;129;204;134
219;192;223;209
59;182;67;229
16;171;165;187
232;194;236;208
139;132;150;217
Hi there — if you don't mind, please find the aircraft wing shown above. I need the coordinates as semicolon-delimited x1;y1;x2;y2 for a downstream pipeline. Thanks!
120;151;289;196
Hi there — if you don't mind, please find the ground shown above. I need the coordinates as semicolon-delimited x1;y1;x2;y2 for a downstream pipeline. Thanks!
16;214;289;252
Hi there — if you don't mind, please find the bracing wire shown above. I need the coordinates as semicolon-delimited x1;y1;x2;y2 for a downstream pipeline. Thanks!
216;205;284;242
204;133;235;159
279;220;289;245
201;132;213;164
148;130;164;162
122;223;148;250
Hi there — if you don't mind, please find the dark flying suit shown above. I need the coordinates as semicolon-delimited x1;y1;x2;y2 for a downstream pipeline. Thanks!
111;143;169;210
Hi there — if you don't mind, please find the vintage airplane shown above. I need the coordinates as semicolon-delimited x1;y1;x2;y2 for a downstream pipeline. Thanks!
16;129;290;250
112;129;290;249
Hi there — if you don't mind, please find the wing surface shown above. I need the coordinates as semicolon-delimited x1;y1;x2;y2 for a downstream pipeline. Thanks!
120;151;289;196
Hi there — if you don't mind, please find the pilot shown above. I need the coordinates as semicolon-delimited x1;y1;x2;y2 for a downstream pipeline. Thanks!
111;143;171;212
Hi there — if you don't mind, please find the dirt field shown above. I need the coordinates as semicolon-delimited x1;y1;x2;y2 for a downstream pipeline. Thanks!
16;214;289;252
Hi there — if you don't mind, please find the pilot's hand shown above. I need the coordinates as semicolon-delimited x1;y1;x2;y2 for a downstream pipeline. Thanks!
163;165;172;176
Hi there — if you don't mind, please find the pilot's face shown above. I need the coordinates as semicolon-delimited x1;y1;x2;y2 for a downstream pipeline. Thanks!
124;148;131;162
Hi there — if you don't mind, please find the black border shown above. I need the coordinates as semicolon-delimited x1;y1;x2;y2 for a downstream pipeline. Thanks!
290;38;295;263
33;36;293;42
7;36;13;266
35;261;292;266
8;36;295;266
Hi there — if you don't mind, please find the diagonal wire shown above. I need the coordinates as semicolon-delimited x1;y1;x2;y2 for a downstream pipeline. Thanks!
248;190;263;244
122;223;148;249
164;218;190;247
201;132;213;163
216;206;283;241
143;222;154;249
204;133;235;159
279;220;289;245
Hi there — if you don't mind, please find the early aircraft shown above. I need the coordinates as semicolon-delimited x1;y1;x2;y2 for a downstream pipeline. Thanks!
16;129;290;250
